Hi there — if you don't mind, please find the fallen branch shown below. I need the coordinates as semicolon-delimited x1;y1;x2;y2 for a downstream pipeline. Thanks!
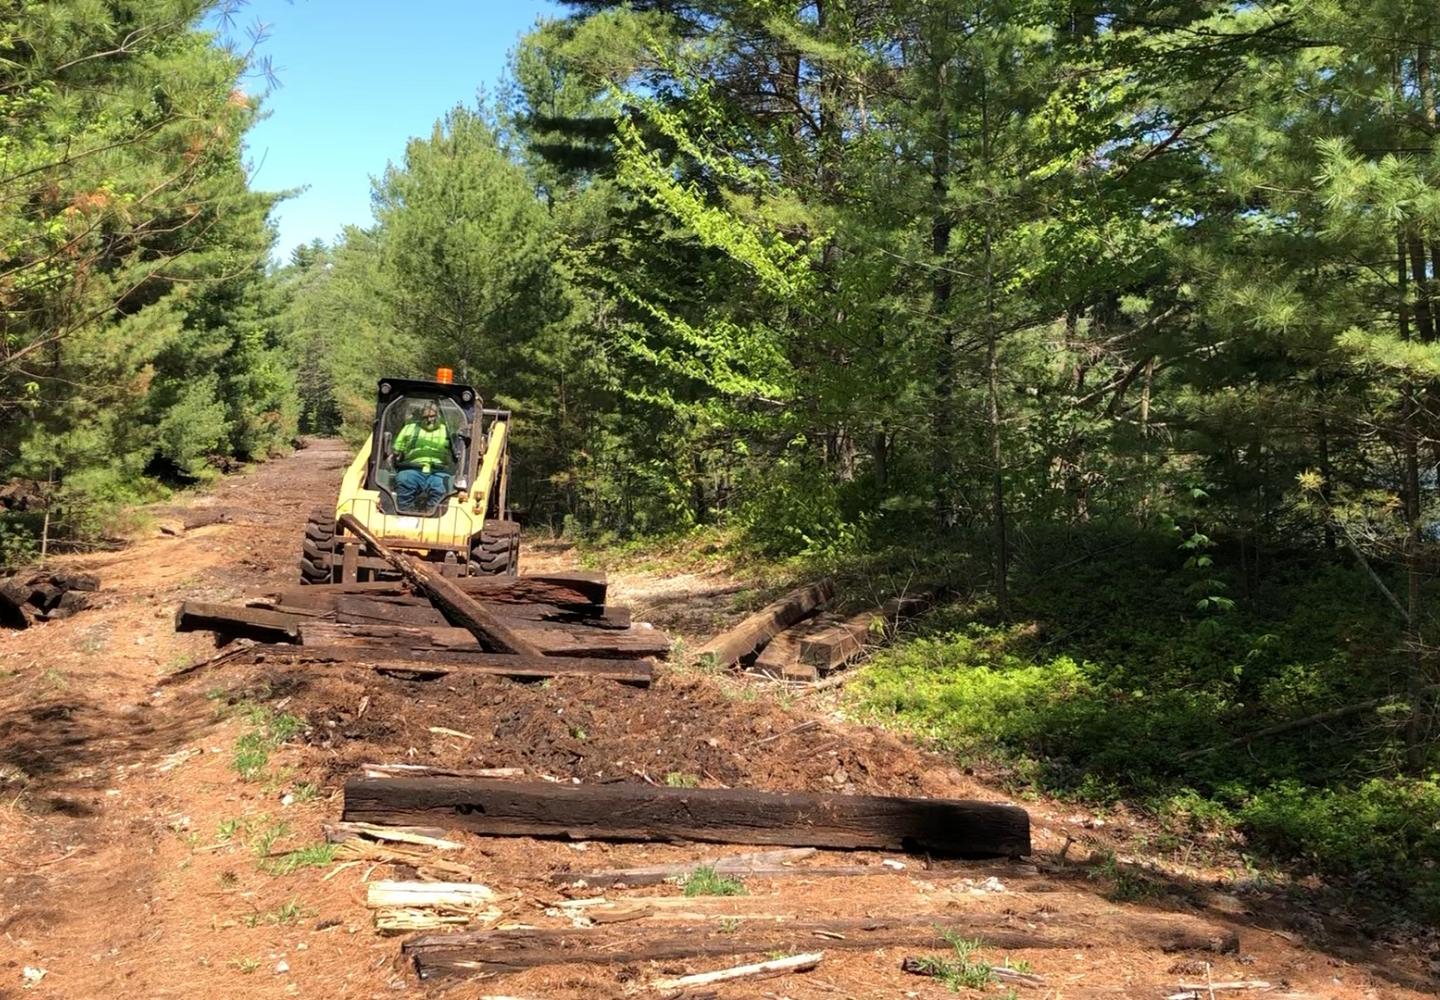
651;951;823;990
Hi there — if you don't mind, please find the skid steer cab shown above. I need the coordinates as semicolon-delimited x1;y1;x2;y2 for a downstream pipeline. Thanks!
299;369;519;584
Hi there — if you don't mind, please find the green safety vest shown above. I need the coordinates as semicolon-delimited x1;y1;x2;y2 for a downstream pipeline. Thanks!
395;422;449;473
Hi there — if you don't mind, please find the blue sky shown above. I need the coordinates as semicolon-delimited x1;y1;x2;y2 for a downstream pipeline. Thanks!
231;0;562;261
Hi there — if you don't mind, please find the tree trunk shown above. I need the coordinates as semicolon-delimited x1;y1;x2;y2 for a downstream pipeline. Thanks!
1398;234;1430;774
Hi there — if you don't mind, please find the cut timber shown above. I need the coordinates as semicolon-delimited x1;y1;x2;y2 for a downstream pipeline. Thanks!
296;621;669;659
338;514;544;656
362;764;527;781
343;777;1030;856
403;918;1062;981
651;951;823;990
552;849;817;887
366;881;497;909
752;615;836;678
693;579;834;668
174;601;302;642
252;644;655;686
799;593;935;670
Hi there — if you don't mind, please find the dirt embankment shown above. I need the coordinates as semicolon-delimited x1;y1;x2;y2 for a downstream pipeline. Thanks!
0;440;1432;999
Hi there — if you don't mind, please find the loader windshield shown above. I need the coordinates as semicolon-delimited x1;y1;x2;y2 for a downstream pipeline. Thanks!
375;394;470;516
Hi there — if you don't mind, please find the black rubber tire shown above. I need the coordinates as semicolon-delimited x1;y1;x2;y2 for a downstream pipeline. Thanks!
299;507;336;584
470;524;520;577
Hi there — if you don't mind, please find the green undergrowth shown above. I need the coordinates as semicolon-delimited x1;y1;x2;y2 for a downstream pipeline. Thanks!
679;865;747;897
843;527;1440;921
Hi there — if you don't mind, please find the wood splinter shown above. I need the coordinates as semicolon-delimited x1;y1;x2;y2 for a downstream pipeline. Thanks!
651;951;824;990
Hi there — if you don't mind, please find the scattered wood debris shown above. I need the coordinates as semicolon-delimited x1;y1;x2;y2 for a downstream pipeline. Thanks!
1;569;99;628
402;919;1063;981
343;775;1031;856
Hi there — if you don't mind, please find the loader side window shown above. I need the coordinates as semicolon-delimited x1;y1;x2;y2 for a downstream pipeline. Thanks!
374;394;470;516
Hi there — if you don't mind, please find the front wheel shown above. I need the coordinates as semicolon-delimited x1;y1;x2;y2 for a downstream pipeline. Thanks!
299;507;336;584
470;522;519;577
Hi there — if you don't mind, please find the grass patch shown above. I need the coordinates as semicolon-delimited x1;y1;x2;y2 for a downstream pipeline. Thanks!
259;842;337;876
679;865;747;897
906;931;994;990
241;898;307;927
230;703;304;782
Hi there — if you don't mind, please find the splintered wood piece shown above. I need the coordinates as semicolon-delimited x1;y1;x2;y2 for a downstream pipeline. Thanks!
693;580;835;668
338;514;544;656
551;849;817;887
333;840;479;881
362;764;526;780
322;821;460;849
365;880;497;909
374;908;476;933
343;777;1031;856
251;644;656;685
296;621;669;659
651;951;824;990
402;919;1061;981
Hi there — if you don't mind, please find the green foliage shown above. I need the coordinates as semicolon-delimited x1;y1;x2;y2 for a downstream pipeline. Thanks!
1240;779;1440;917
910;932;995;991
679;865;747;897
0;1;293;557
231;705;305;782
259;843;337;877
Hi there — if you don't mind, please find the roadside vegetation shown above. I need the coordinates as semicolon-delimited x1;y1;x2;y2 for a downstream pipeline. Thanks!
7;0;1440;930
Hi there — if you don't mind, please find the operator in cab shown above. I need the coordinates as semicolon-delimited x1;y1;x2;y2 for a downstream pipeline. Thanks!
391;401;452;513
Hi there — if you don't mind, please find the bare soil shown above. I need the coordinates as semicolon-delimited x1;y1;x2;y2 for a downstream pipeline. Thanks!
0;440;1433;999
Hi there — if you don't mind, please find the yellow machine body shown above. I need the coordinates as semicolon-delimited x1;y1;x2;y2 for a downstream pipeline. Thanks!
332;417;509;553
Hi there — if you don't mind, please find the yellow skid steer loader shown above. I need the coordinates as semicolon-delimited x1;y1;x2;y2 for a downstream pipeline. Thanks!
299;369;518;583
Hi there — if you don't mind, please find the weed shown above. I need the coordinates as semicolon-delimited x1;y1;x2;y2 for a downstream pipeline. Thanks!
907;931;994;991
230;703;304;782
1089;851;1163;902
218;870;238;888
229;956;259;974
289;782;321;803
215;818;242;843
665;771;700;788
247;816;290;859
679;865;747;897
260;842;337;876
241;898;307;927
569;725;588;741
717;917;741;933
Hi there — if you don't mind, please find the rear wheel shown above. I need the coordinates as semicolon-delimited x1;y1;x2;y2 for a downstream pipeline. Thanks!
470;522;519;577
299;507;336;584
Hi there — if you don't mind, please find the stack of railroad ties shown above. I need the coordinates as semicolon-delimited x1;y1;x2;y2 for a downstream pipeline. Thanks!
170;516;1033;989
172;515;666;687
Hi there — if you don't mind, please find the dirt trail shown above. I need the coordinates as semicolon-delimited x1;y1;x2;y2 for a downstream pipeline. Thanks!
0;441;1431;999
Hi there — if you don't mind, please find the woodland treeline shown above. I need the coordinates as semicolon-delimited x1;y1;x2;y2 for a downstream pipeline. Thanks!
6;1;1440;913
